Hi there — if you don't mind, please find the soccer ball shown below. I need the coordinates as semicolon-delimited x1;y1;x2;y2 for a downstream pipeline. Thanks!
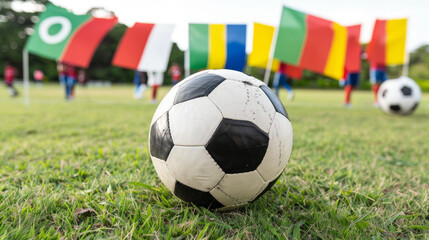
148;69;293;210
378;76;421;115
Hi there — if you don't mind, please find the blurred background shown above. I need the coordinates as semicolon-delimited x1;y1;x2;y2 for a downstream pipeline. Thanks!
1;0;429;89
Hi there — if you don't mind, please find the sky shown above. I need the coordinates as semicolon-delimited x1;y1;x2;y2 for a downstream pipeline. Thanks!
13;0;429;52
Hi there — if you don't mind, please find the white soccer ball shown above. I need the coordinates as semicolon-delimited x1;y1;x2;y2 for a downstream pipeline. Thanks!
378;76;422;115
148;69;293;210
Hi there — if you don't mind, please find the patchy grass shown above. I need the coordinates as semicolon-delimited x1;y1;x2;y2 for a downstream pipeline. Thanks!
1;84;428;239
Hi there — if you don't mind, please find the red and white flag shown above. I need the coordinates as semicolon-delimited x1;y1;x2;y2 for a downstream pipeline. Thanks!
112;23;175;72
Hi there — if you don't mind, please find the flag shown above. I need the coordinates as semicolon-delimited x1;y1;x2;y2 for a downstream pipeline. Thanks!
282;64;303;80
248;22;303;79
367;19;407;66
112;23;175;72
273;6;347;80
248;23;280;71
25;4;117;68
189;24;246;71
344;25;362;73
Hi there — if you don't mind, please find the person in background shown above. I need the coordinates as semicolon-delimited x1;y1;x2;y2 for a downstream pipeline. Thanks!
273;62;294;101
33;69;44;87
57;62;66;86
133;70;148;99
4;62;19;97
342;70;360;107
169;62;182;85
370;64;388;107
78;69;88;87
148;71;163;103
63;64;77;100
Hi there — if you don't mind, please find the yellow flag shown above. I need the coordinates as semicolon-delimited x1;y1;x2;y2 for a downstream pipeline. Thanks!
248;23;280;71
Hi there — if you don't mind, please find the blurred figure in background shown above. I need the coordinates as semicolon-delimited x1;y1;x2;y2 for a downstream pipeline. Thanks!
33;69;44;87
78;69;88;87
133;70;148;99
67;64;77;99
370;64;388;107
169;62;182;85
59;63;77;100
343;70;360;107
3;62;19;97
148;71;163;103
57;62;66;86
273;62;294;101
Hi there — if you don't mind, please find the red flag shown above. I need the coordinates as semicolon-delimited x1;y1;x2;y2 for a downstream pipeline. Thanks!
279;63;303;80
344;25;361;72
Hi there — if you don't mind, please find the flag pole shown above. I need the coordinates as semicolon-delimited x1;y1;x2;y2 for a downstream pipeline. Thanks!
23;49;30;106
185;47;190;78
402;51;409;77
263;32;277;85
263;7;282;85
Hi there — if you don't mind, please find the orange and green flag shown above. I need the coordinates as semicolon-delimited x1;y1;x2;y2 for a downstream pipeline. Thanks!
273;6;347;80
366;19;407;66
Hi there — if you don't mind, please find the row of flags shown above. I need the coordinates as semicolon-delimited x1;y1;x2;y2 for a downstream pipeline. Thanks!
24;4;408;80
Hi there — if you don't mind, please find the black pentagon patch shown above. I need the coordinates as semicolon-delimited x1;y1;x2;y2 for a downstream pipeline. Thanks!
206;119;269;174
251;175;281;203
382;89;388;98
410;102;419;112
174;73;226;104
149;112;174;160
390;105;401;112
174;181;224;209
260;85;289;120
401;86;412;96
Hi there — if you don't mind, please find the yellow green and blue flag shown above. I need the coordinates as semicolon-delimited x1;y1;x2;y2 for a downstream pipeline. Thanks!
189;23;247;71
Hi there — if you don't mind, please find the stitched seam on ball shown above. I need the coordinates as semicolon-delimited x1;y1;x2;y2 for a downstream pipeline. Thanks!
214;183;240;204
206;89;225;119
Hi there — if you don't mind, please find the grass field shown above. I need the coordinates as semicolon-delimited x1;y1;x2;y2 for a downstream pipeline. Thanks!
1;84;429;239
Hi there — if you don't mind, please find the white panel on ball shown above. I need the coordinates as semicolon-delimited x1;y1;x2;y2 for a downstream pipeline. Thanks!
208;69;265;87
257;113;293;182
151;70;210;125
151;156;176;193
166;146;225;192
169;97;223;146
210;171;267;205
208;80;275;133
151;86;179;125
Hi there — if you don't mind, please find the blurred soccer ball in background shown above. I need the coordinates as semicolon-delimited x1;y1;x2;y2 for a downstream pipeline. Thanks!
378;76;422;115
